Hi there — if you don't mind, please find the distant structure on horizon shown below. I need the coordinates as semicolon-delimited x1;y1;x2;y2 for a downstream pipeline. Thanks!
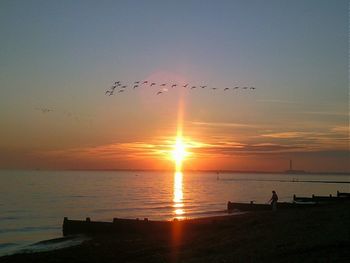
285;160;306;174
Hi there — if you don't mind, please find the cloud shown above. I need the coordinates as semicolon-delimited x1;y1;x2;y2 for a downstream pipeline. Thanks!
331;126;349;134
189;141;302;157
303;111;349;117
256;99;303;105
190;121;256;129
261;131;313;139
33;137;179;162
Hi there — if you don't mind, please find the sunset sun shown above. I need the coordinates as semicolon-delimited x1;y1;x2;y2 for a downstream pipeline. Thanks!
171;136;188;172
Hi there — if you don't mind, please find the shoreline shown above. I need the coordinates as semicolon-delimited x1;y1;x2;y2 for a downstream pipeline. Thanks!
2;202;349;262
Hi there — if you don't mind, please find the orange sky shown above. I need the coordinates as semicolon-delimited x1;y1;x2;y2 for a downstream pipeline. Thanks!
0;1;349;173
1;100;348;172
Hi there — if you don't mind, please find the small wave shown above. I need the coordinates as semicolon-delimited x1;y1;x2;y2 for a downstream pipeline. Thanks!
0;216;20;220
22;235;89;253
68;195;98;198
4;209;29;213
0;243;18;249
92;207;140;213
0;226;60;234
2;236;89;256
33;235;87;246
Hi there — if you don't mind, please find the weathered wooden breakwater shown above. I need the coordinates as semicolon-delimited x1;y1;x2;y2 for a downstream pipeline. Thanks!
228;191;350;212
293;191;350;203
226;201;316;212
63;216;226;236
63;217;173;236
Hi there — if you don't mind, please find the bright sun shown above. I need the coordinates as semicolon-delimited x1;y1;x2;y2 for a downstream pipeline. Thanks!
171;136;188;171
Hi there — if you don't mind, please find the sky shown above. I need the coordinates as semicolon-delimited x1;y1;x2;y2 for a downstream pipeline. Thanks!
0;0;349;172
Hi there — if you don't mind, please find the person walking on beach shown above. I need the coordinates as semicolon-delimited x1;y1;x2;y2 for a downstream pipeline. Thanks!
269;190;278;211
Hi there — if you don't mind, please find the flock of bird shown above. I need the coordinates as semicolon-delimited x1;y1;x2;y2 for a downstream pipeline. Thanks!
35;107;53;113
105;80;257;96
34;107;93;124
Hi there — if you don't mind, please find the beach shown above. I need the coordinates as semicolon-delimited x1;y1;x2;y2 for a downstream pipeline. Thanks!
1;1;349;262
1;202;349;263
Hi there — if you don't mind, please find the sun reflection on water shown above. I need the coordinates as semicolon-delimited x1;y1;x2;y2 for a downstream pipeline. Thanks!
173;171;184;219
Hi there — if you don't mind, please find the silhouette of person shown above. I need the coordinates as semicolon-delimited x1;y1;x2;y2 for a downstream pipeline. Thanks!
269;190;278;211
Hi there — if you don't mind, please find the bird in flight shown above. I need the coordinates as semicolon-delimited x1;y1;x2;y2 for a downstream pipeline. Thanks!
224;88;230;91
118;90;124;93
212;87;217;90
134;81;140;84
105;90;114;96
191;86;197;89
243;87;248;89
183;84;189;88
35;107;53;113
250;87;256;90
150;82;156;87
142;81;148;84
121;85;127;89
156;91;163;95
160;83;167;87
233;86;239;89
133;85;139;89
200;85;207;89
171;84;177;88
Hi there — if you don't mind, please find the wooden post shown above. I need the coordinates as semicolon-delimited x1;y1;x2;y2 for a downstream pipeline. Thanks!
86;217;91;222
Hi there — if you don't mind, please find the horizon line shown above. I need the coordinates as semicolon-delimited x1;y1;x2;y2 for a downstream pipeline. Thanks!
1;168;349;175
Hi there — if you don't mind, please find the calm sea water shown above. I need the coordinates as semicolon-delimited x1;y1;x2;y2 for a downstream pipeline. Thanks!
0;170;349;256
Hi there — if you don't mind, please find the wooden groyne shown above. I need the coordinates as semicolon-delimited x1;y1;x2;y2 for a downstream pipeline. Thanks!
293;191;350;203
228;191;350;212
337;191;350;197
227;201;316;212
63;216;226;236
63;217;172;236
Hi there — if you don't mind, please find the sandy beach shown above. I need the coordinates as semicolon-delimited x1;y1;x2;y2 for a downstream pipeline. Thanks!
1;202;349;263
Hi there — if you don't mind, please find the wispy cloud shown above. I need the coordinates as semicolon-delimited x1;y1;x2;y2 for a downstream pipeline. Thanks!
331;126;349;134
256;99;303;105
190;121;256;129
261;131;314;139
302;111;349;117
258;127;349;152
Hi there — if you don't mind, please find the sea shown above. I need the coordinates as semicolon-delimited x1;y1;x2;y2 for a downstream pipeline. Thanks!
0;170;349;256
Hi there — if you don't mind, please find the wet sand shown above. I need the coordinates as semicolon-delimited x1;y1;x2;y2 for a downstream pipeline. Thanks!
1;202;349;263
